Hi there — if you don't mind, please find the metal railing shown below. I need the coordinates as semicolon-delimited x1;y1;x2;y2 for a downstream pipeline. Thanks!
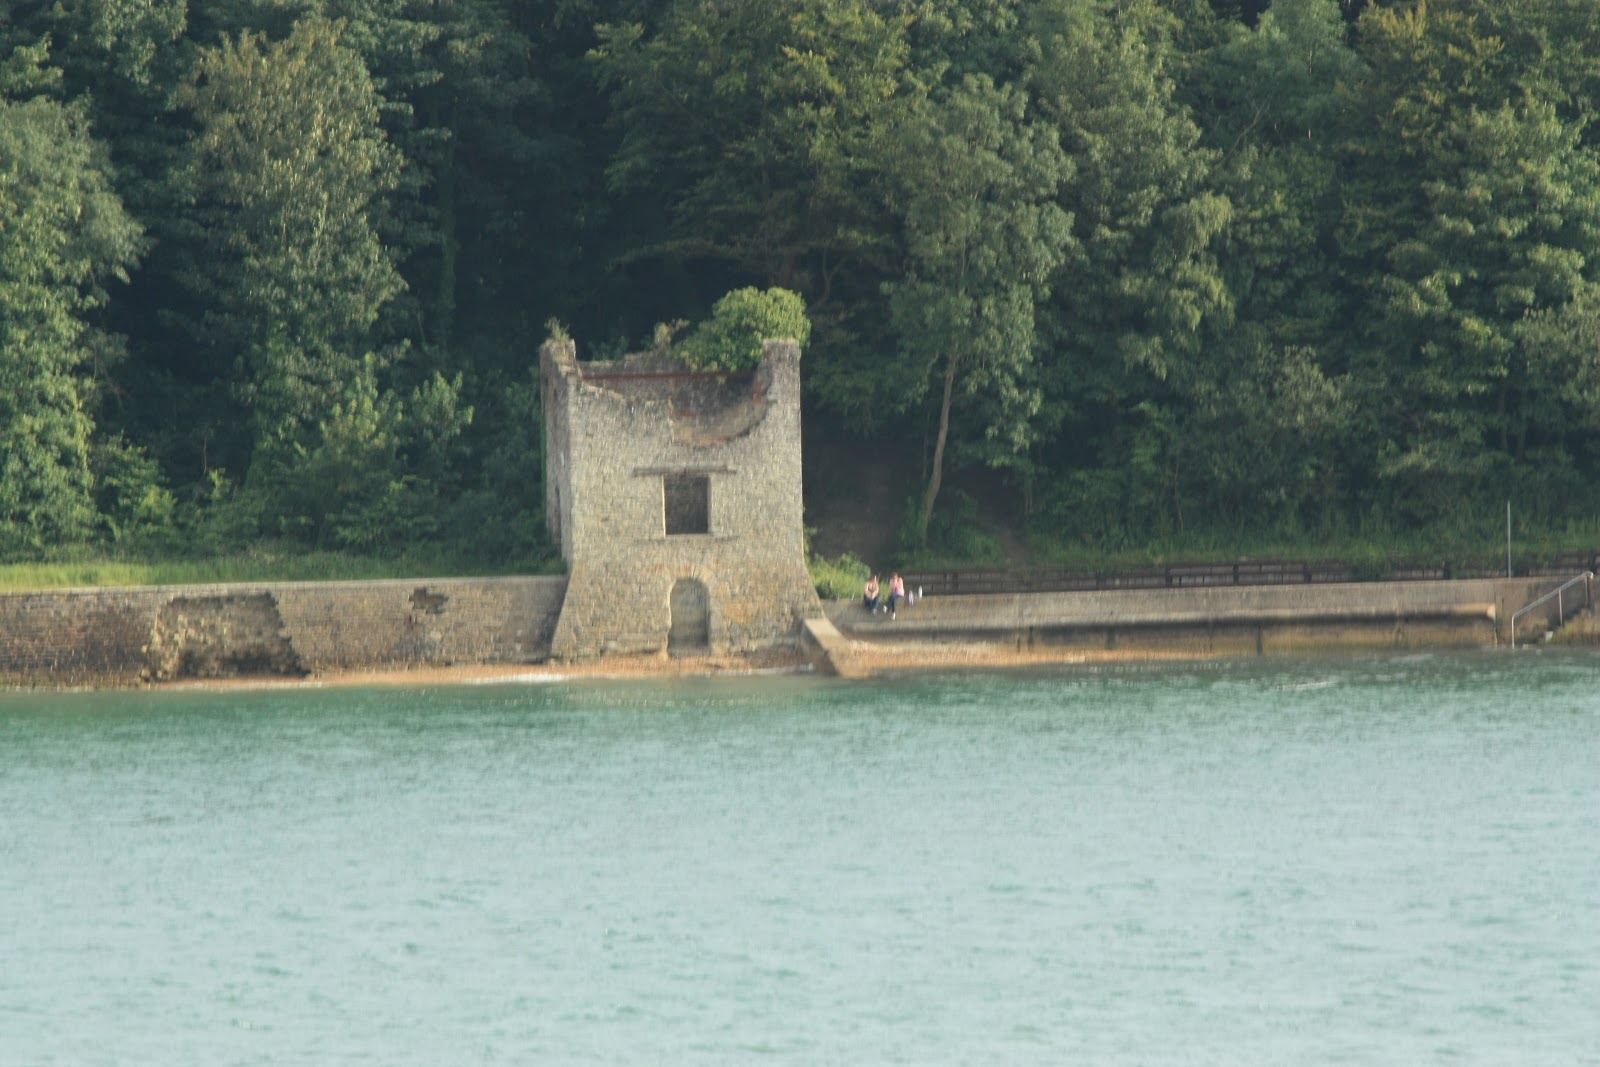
903;552;1600;599
1510;572;1595;648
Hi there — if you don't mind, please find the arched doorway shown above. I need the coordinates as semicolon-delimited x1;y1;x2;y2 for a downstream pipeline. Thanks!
668;578;711;654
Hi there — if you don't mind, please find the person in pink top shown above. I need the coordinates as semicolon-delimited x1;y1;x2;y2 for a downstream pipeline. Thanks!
888;573;906;619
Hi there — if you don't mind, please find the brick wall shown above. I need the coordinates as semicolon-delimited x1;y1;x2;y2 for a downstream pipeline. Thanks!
0;576;567;687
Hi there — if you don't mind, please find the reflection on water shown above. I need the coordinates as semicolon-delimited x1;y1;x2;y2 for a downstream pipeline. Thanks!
3;652;1598;1065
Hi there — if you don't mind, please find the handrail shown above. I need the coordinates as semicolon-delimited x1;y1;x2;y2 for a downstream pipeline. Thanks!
1510;572;1594;648
901;553;1600;598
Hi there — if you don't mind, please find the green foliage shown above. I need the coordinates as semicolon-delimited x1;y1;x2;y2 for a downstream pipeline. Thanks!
806;547;871;600
0;94;143;557
177;16;405;475
91;437;177;547
0;33;62;97
593;0;911;292
1200;0;1362;148
880;71;1073;532
1517;287;1600;430
1029;0;1227;378
437;368;553;564
288;358;412;548
5;0;1600;577
0;544;546;593
177;469;258;557
677;287;812;370
918;490;1006;565
1334;0;1600;518
247;356;475;550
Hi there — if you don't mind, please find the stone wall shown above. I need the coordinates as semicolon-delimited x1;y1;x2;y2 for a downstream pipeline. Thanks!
0;576;567;687
542;341;576;563
5;573;1581;686
541;338;822;659
147;594;306;680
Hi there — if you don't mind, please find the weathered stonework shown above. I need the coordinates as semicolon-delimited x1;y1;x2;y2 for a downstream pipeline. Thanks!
541;337;823;659
1;572;1582;686
146;594;306;681
0;577;567;687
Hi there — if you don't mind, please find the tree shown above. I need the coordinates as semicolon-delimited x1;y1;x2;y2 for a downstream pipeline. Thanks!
879;73;1073;538
0;95;143;553
1197;0;1362;149
1173;0;1360;529
192;0;551;380
175;16;404;501
1474;0;1600;149
1024;0;1234;536
6;0;202;492
1516;285;1600;434
677;287;811;371
1339;0;1600;519
591;0;911;330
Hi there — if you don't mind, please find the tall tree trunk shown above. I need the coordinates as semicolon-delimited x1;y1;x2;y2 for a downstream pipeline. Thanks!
919;351;959;536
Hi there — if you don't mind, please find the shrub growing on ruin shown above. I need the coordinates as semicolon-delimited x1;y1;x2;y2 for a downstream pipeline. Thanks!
677;287;811;371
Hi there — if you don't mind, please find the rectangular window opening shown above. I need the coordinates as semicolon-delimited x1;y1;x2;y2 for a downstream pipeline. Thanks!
663;473;710;535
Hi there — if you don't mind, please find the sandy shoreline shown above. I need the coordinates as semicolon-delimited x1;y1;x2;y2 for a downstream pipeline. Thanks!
152;640;1207;691
164;651;816;690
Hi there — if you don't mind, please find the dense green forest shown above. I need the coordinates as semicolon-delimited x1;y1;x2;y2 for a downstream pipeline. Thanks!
4;0;1600;574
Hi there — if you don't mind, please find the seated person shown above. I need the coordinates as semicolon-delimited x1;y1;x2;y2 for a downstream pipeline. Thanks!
863;575;880;612
888;573;906;618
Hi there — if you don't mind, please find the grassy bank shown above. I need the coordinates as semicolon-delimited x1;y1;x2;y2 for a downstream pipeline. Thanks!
6;514;1598;594
0;545;560;592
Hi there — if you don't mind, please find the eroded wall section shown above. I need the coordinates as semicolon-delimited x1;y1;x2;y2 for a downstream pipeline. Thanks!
0;576;567;687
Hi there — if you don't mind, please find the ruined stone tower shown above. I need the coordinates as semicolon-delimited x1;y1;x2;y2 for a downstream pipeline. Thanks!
541;337;821;659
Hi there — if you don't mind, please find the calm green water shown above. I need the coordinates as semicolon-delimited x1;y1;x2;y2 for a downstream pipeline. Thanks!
3;653;1597;1065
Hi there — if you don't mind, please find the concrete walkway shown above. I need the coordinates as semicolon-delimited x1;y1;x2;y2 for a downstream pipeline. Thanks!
805;576;1580;676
